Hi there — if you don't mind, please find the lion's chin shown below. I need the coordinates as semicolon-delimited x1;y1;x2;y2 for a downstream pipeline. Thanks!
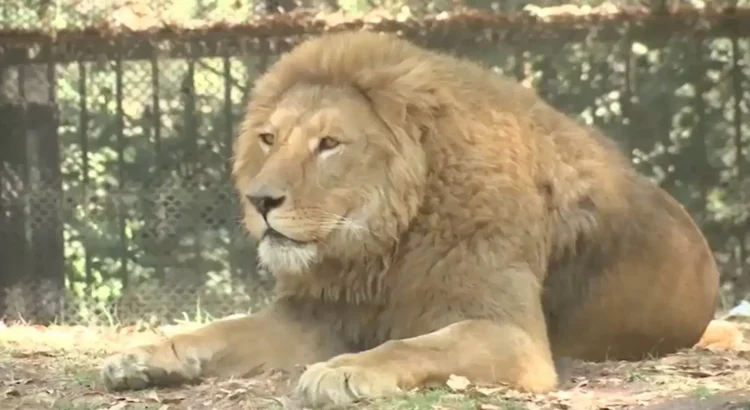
257;235;319;276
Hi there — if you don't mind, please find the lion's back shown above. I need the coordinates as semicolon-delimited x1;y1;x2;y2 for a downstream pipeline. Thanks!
382;40;719;360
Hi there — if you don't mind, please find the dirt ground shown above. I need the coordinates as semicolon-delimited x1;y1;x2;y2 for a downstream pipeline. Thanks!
1;319;749;410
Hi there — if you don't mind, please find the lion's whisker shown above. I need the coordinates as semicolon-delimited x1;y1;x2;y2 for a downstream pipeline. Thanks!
315;213;372;238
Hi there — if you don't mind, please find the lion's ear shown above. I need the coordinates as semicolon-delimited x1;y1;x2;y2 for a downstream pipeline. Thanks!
357;60;441;137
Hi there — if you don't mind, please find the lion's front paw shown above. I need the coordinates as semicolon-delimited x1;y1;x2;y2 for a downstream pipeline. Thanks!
100;345;200;391
101;348;157;391
294;359;402;407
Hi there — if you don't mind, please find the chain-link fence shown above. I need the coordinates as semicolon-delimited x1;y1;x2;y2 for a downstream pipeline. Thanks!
1;0;750;326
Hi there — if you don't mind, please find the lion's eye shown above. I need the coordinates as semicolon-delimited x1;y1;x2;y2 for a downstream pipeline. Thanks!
258;133;275;146
318;136;341;152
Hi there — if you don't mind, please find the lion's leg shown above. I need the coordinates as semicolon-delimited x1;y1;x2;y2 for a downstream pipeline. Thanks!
294;319;558;407
101;303;346;391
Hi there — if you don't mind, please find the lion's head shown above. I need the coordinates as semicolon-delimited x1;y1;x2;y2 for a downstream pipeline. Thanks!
232;32;443;276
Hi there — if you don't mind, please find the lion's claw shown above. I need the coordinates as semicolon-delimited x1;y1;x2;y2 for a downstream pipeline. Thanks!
100;347;200;391
101;350;155;391
294;360;402;407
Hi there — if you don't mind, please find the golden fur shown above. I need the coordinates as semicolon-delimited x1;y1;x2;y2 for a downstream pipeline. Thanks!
100;31;739;406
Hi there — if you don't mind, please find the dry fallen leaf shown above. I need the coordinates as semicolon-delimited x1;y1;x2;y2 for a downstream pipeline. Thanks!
445;374;472;391
524;402;549;410
144;391;185;405
497;389;530;400
10;350;58;358
222;388;248;400
161;396;186;404
3;388;21;398
475;386;505;396
112;396;143;403
572;378;589;389
146;391;161;402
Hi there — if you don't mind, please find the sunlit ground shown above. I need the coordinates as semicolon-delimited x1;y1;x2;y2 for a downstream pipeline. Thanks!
1;318;749;410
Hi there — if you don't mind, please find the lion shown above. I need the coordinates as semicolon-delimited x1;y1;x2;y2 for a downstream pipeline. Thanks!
100;31;741;407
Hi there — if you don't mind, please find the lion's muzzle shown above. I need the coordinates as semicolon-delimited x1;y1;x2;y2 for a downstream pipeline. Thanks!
246;183;287;218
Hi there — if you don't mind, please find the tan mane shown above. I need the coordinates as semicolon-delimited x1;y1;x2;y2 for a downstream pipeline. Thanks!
245;31;440;120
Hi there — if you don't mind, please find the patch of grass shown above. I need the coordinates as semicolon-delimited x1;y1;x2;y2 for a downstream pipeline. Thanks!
367;388;526;410
691;385;716;400
175;298;219;325
358;389;448;410
626;369;648;382
402;389;475;409
66;367;101;388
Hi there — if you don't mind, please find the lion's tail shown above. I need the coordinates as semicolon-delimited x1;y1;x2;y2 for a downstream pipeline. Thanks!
694;319;744;350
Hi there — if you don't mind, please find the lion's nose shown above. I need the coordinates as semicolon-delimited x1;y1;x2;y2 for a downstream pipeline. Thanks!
246;185;286;217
